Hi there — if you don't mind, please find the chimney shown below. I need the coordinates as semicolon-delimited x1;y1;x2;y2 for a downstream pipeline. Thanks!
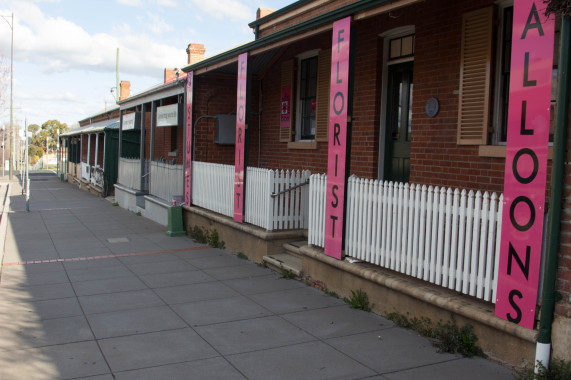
164;68;178;84
186;43;205;65
256;8;275;19
119;81;130;101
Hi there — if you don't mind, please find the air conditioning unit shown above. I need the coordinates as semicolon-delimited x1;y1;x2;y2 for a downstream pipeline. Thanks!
214;114;236;145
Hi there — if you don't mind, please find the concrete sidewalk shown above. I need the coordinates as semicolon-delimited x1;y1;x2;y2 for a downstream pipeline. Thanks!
0;172;516;379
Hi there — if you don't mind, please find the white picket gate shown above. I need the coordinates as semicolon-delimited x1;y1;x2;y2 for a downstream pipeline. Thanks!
246;168;310;231
150;161;184;203
308;174;504;303
192;161;235;218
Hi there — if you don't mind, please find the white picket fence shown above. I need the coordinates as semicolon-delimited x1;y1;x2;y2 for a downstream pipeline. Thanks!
246;168;310;231
308;174;503;303
191;162;310;231
118;158;148;191
150;161;184;203
192;162;235;218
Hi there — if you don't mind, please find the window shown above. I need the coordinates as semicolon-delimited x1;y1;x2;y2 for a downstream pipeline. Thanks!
279;49;330;145
298;56;318;140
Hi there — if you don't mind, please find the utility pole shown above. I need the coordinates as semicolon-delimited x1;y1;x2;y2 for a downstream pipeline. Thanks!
0;13;14;180
25;117;29;212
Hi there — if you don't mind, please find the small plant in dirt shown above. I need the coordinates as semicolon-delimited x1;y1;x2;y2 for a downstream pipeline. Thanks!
112;202;119;206
136;211;142;216
280;269;296;279
344;289;372;311
324;289;340;299
385;312;484;357
520;359;571;380
236;252;248;260
208;229;225;249
189;226;225;249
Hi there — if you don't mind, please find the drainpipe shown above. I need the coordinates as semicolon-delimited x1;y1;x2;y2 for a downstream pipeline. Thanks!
535;15;570;370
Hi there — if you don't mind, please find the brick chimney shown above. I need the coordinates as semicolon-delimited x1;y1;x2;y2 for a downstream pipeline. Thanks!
256;8;275;19
164;68;179;84
119;81;130;101
186;43;205;65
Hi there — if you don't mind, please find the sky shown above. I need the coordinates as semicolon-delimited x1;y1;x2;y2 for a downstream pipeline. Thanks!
0;0;293;132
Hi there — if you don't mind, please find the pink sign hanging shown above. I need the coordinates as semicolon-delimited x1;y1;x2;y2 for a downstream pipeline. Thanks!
495;1;555;329
184;72;194;207
234;52;248;223
324;16;351;260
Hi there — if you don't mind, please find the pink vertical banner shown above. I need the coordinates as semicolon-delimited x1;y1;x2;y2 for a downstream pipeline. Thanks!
324;16;351;260
495;1;554;329
234;52;248;223
184;72;194;207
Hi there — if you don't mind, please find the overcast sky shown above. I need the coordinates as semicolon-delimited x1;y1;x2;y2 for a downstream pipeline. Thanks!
0;0;292;132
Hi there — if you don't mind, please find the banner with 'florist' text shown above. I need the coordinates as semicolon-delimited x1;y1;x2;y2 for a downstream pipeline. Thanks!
495;0;555;329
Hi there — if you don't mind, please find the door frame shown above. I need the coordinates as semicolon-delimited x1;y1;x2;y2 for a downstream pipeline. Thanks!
377;25;415;180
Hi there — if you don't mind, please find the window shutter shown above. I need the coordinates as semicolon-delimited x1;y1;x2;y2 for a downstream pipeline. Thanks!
280;59;294;142
315;48;331;142
457;6;493;145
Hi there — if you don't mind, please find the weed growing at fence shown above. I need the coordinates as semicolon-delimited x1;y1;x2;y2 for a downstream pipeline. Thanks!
324;289;340;299
344;289;372;311
385;313;484;357
280;269;297;279
520;359;571;380
189;226;226;249
237;252;248;260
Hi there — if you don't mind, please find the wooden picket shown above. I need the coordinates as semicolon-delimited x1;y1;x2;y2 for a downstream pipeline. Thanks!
308;174;503;303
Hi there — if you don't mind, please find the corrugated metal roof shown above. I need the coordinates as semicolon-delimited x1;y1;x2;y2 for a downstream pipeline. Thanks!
61;118;119;137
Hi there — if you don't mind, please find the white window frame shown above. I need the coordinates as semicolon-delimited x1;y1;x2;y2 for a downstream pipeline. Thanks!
295;49;320;142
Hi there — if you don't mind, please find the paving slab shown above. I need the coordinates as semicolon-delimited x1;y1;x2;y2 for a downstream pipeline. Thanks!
185;251;253;269
282;305;393;339
249;286;346;314
138;269;215;288
195;315;315;355
326;328;457;374
78;289;166;315
1;297;84;321
113;357;246;380
223;274;306;295
0;341;109;380
67;265;134;283
202;261;274;280
87;305;188;339
98;328;218;372
126;258;197;275
0;269;70;287
72;276;148;296
226;340;376;380
153;281;239;304
0;282;75;302
383;356;516;380
0;315;94;351
172;295;273;327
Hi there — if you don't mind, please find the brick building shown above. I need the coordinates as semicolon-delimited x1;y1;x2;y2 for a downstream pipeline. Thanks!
177;0;570;369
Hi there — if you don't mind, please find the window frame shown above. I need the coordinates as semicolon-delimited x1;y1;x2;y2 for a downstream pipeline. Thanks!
295;49;320;142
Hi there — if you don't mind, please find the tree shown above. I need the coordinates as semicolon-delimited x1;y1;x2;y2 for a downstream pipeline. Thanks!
27;123;39;135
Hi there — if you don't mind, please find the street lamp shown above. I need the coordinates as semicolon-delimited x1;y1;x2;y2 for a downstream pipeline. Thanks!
0;13;13;180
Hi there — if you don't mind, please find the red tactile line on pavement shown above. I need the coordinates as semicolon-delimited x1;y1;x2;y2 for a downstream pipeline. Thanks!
2;245;211;266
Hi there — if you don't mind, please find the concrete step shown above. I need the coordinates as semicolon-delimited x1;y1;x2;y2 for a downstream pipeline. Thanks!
263;252;302;277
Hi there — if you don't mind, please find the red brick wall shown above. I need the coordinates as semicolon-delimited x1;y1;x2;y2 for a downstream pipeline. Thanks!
97;134;104;166
79;109;120;127
89;135;96;165
193;75;238;165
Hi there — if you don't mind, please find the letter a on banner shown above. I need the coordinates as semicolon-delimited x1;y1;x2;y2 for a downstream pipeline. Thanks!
234;53;248;223
495;1;554;329
324;16;351;260
184;72;194;207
